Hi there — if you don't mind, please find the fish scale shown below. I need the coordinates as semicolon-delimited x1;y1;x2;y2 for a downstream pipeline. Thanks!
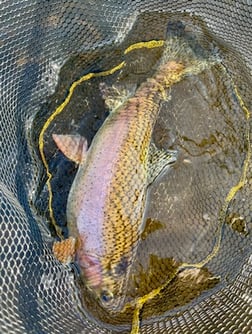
52;58;209;311
79;61;183;309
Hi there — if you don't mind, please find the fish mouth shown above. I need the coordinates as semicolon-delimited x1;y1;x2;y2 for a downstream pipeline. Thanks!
76;251;126;311
96;273;127;311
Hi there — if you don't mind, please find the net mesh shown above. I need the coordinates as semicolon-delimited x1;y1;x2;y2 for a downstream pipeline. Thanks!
0;1;251;333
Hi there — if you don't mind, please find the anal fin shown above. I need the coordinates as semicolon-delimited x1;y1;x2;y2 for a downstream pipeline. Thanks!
148;143;177;185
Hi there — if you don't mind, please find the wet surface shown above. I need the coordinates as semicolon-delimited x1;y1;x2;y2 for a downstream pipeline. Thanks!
32;11;252;331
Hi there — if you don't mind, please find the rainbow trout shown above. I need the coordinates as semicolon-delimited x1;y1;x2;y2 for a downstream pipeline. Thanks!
53;55;204;311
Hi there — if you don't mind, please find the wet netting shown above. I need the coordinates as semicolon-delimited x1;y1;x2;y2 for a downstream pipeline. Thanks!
0;1;251;334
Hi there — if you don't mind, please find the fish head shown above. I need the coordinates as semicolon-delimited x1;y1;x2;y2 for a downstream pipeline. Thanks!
76;245;129;311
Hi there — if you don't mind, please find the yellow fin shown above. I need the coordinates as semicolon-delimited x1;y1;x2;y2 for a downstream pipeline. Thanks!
52;134;88;164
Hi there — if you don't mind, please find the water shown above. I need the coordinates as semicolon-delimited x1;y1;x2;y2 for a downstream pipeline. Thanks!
32;11;251;331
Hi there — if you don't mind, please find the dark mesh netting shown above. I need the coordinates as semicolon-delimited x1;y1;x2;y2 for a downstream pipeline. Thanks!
0;1;251;334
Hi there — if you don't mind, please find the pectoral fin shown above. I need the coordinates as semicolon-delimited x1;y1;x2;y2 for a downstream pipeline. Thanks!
52;134;88;164
148;143;177;184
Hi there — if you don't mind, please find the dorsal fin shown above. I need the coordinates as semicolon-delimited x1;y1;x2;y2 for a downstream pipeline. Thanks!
52;134;88;164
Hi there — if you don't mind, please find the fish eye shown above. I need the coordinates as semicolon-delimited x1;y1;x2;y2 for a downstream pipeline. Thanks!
100;290;113;303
